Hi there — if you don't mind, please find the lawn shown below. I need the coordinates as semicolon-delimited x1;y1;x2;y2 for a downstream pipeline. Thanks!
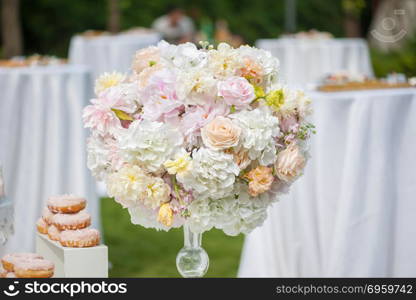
101;198;245;277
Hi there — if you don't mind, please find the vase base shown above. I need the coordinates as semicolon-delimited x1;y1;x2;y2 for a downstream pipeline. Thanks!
176;246;209;278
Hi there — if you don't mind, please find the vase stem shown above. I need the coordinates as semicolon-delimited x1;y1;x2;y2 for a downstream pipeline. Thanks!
183;224;201;248
176;224;209;278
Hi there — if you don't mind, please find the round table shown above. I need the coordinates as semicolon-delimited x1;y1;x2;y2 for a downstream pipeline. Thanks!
238;88;416;277
68;32;161;79
0;65;99;254
256;38;374;86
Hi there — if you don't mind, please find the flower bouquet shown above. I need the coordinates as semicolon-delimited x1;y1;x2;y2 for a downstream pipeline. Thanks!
83;41;314;277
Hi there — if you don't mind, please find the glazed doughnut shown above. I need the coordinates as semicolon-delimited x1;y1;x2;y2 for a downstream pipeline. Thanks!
0;271;15;278
47;225;61;242
60;228;100;248
51;210;91;231
1;253;43;272
36;218;48;234
47;195;86;214
42;207;55;224
14;259;54;278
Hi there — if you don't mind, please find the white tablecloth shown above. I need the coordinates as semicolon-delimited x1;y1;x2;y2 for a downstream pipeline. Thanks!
256;38;374;86
0;65;98;254
238;88;416;277
68;33;161;79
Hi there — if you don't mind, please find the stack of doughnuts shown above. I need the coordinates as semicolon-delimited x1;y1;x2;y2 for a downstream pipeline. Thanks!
0;253;54;278
36;195;100;248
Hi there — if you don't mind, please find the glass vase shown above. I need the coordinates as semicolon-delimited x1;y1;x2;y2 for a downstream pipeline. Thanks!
176;223;209;278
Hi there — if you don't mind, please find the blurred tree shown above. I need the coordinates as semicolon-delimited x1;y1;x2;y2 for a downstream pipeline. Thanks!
342;0;366;37
17;0;355;57
107;0;121;33
1;0;23;58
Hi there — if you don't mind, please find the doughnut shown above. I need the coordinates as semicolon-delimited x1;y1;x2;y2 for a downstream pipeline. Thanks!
51;210;91;231
14;259;54;278
47;225;61;242
42;207;55;224
3;272;16;278
47;194;86;214
36;218;48;234
1;253;43;272
60;228;100;248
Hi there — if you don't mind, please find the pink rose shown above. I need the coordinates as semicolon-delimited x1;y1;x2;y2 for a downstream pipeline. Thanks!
217;76;255;109
201;116;241;150
275;143;306;182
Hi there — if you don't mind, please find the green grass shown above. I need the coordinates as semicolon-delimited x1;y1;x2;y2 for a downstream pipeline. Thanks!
101;198;244;277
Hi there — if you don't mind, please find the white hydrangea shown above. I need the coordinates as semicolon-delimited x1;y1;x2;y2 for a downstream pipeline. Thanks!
86;134;124;181
187;182;277;235
128;203;184;231
230;107;279;162
86;135;111;181
178;148;240;200
158;41;207;69
118;120;183;172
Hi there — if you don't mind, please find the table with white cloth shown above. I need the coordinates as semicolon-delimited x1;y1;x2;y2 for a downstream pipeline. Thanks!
238;88;416;277
0;65;98;254
256;38;374;86
68;32;161;79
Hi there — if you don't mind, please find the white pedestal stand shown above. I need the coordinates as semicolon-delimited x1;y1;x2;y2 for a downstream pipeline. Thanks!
36;233;108;278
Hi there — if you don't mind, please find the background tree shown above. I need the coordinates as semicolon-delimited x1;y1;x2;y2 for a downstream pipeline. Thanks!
107;0;121;33
1;0;23;58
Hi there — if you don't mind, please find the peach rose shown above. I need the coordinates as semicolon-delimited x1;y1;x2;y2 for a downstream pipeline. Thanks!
201;116;241;150
244;166;274;197
275;143;306;182
132;46;160;74
238;57;263;79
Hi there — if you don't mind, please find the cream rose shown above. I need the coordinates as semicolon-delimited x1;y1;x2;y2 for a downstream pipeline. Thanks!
275;143;306;182
201;116;241;150
132;46;161;74
244;166;274;197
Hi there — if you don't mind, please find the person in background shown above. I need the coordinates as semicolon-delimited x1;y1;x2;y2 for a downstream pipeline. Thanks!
152;6;195;44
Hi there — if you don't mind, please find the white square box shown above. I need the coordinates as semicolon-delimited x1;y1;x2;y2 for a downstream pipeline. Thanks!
35;233;108;278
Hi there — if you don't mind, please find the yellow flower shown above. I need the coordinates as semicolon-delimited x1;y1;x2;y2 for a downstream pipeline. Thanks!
157;203;173;227
253;85;266;98
94;71;125;95
265;89;285;111
164;151;192;175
